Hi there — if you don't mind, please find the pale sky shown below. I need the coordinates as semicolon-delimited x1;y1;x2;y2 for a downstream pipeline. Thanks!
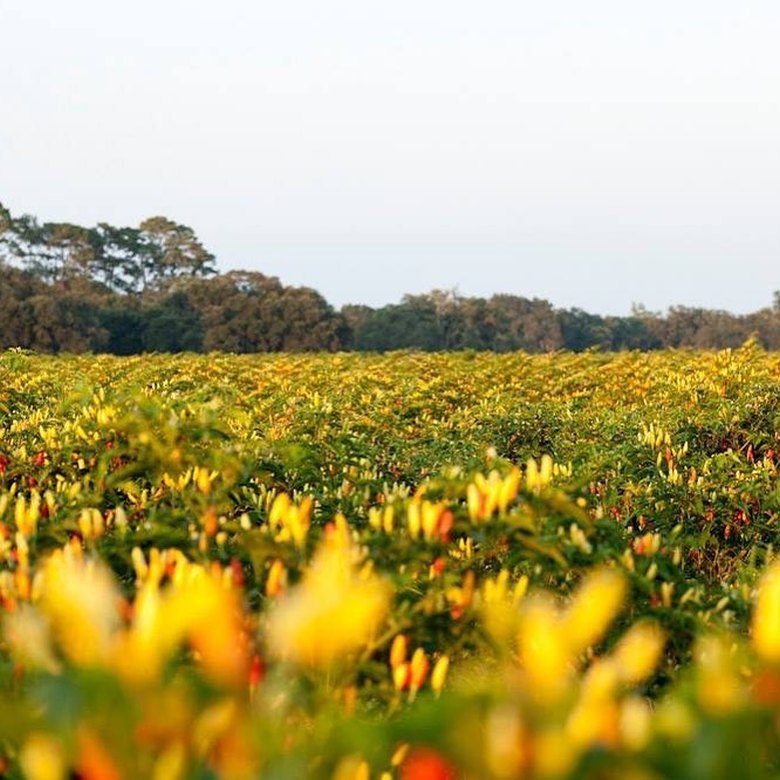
1;1;778;313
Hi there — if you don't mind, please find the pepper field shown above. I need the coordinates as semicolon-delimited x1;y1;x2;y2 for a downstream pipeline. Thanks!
2;345;780;778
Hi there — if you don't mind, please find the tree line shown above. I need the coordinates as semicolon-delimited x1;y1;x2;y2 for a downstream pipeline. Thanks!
1;201;779;353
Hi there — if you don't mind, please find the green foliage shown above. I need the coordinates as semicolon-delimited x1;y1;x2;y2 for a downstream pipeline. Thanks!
0;348;780;776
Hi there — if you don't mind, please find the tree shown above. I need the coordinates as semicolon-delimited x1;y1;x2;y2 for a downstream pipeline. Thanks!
0;209;43;272
91;224;147;294
275;285;346;351
26;277;109;353
99;303;146;355
36;222;100;282
340;305;373;349
354;299;443;351
0;202;12;235
0;262;43;349
1;203;217;295
177;273;346;353
136;217;216;290
486;295;563;352
142;291;204;353
559;309;611;351
0;206;100;283
606;316;661;350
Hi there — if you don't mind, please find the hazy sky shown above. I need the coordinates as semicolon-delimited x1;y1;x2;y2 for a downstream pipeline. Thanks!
1;1;778;313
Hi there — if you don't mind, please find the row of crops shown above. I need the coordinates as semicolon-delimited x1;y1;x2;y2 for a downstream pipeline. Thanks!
1;344;780;778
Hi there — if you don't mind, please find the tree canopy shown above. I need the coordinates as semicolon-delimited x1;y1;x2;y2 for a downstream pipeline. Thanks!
1;201;778;354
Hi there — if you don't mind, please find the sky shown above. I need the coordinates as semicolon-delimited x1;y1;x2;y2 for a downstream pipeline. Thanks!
1;1;778;314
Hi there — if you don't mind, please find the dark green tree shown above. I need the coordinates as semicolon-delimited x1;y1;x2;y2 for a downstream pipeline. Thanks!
142;291;204;352
559;308;611;351
353;298;443;351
